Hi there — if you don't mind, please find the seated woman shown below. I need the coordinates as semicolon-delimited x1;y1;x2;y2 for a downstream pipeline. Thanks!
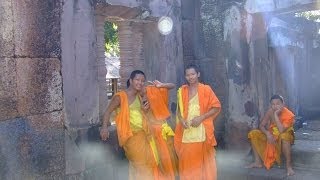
246;94;295;176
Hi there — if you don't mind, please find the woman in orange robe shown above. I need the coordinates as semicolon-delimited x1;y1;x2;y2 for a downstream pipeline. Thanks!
174;64;221;180
143;80;178;180
247;95;295;176
100;70;159;180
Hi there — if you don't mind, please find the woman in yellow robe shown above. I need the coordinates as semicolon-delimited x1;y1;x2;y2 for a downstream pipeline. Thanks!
247;95;295;176
143;81;178;180
174;64;221;180
100;70;158;180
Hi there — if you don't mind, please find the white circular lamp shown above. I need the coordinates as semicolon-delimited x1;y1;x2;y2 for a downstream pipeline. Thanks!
158;16;173;35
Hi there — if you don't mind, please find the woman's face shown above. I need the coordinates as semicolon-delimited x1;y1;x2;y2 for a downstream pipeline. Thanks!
130;74;145;91
185;68;199;84
271;99;284;112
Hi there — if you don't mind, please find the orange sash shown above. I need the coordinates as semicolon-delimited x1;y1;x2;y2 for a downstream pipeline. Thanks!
146;86;170;121
146;86;178;179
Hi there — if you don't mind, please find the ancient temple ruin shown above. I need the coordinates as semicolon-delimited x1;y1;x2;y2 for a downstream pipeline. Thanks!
1;0;320;179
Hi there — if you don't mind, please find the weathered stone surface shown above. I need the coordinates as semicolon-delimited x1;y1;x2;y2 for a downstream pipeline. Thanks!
192;20;206;60
13;0;61;57
143;18;184;89
225;119;251;151
102;0;181;18
182;0;195;20
245;0;319;13
61;0;100;127
16;58;63;116
0;118;26;179
292;139;320;170
65;130;86;175
34;171;65;180
200;2;224;58
0;0;14;57
182;20;194;56
0;58;18;120
24;111;64;176
103;0;140;7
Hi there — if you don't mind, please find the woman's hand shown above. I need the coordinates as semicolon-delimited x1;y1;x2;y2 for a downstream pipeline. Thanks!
266;132;275;144
100;127;109;141
152;80;163;88
142;100;150;111
190;116;203;127
181;119;189;129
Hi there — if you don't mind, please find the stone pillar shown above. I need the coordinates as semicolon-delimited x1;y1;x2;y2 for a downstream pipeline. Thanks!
189;0;230;147
132;22;145;71
223;5;271;151
118;21;145;89
118;21;134;89
95;14;109;120
61;0;101;178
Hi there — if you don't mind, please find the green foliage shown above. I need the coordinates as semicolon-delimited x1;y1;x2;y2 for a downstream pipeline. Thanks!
104;22;119;57
295;10;320;22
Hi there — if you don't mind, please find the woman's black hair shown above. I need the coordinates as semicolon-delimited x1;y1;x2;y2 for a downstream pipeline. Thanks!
126;79;130;88
126;70;146;88
130;70;145;79
270;94;284;103
185;64;200;74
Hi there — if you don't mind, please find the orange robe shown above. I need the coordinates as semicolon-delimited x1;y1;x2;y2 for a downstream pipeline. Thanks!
145;86;178;180
174;83;221;180
248;107;295;169
114;91;158;180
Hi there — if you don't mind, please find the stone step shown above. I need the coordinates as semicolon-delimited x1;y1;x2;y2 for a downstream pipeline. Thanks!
292;140;320;170
292;121;320;170
217;150;320;180
218;166;320;180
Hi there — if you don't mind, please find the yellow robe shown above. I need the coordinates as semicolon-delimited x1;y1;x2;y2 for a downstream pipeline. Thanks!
145;86;178;180
174;83;221;180
114;92;158;180
248;107;295;169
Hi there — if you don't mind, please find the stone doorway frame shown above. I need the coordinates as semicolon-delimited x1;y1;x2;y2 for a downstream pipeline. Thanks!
94;4;157;119
95;4;154;89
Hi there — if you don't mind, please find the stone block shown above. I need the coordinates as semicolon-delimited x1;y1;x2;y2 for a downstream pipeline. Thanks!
24;111;65;175
0;118;26;179
13;0;61;57
16;58;63;116
200;18;223;58
292;139;320;170
225;120;251;151
200;2;218;19
193;20;206;59
0;0;14;57
182;20;194;56
34;171;65;180
65;130;86;176
181;0;195;20
0;58;18;120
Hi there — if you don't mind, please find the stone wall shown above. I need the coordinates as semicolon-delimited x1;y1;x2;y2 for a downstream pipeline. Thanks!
224;7;273;150
182;0;319;150
0;0;64;179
